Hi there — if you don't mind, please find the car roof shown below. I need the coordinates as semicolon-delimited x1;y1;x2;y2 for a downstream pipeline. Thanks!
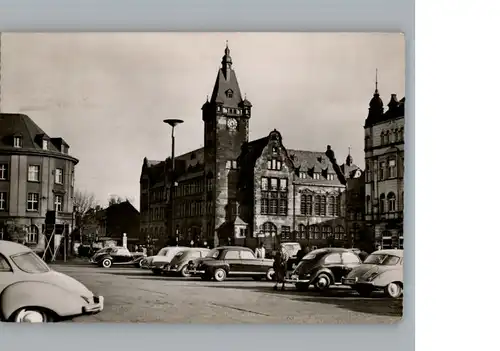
374;249;404;257
0;240;32;257
216;246;252;251
310;247;351;255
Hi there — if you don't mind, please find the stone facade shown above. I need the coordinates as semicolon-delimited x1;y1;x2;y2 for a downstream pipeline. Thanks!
364;91;405;249
0;113;78;253
140;44;360;251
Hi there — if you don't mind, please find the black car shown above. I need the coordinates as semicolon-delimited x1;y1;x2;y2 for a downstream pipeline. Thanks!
285;248;362;291
186;246;275;282
95;246;145;268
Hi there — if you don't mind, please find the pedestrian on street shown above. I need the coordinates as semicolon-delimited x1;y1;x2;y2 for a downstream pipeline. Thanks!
273;246;289;291
255;243;266;259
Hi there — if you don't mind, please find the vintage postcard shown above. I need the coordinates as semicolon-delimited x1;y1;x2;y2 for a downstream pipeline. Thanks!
0;32;405;324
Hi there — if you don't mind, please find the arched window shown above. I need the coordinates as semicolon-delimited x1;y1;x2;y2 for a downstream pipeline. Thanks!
262;222;277;237
321;225;332;239
26;225;38;244
300;194;313;215
387;192;396;212
379;193;385;213
329;195;340;216
334;225;345;240
298;224;306;239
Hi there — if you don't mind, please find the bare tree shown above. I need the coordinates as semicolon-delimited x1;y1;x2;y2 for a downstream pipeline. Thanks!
5;219;27;243
73;190;99;243
108;195;133;206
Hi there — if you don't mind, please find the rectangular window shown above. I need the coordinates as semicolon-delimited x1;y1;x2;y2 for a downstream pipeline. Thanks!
281;226;291;240
0;164;8;180
42;140;48;150
270;178;278;191
27;193;39;211
232;160;238;169
279;178;287;191
388;159;397;178
279;199;287;216
299;172;307;179
261;177;269;190
313;173;320;180
14;137;22;148
28;165;40;182
379;162;385;180
270;199;278;214
327;174;335;180
261;198;269;214
267;159;282;170
54;195;63;212
0;192;7;210
226;160;231;169
55;168;64;184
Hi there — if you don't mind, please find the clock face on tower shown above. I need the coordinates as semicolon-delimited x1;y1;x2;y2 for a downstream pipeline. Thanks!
227;118;238;131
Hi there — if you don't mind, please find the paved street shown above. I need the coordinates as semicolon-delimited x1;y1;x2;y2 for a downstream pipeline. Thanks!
51;264;403;324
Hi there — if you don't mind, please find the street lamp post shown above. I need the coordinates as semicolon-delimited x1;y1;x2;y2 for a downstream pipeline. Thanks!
163;119;184;241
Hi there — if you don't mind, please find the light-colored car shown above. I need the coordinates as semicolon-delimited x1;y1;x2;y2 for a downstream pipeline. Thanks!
0;240;104;323
145;246;190;275
342;249;403;298
163;248;211;277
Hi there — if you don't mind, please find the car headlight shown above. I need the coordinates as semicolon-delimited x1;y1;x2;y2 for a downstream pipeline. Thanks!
172;264;178;269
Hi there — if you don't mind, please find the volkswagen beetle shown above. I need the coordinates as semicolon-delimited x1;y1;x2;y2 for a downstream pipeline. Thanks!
342;249;404;298
0;240;104;322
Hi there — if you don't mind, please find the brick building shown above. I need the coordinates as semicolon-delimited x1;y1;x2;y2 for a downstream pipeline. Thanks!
364;85;405;249
140;44;358;250
0;113;78;252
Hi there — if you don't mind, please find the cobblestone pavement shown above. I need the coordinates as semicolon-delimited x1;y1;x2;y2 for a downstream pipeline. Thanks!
51;264;403;324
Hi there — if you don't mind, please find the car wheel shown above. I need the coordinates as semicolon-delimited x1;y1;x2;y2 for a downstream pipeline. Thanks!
180;265;191;278
11;308;54;323
385;282;403;298
295;283;309;292
213;268;227;282
265;268;275;282
101;258;112;268
355;286;373;297
314;274;331;291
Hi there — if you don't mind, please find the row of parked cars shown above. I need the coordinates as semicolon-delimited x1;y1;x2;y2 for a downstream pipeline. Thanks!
90;243;404;299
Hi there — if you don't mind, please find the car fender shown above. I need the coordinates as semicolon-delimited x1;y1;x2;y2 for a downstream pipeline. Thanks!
310;268;335;282
371;270;403;288
0;281;86;321
204;261;230;274
97;254;113;263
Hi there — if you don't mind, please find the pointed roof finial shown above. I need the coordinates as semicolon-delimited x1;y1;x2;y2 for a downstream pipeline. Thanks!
244;93;247;100
375;68;379;94
348;146;351;155
206;95;209;102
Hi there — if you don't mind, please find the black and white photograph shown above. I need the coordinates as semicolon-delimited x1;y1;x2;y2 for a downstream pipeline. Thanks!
0;32;405;324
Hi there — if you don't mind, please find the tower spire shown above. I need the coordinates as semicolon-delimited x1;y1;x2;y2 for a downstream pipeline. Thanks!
375;68;379;94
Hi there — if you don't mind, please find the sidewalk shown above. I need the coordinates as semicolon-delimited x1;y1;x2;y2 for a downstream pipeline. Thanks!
49;257;91;266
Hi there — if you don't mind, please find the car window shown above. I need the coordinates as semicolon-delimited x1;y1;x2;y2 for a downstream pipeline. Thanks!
342;252;361;264
0;254;12;271
364;254;400;266
224;250;240;260
240;250;255;260
323;253;342;264
116;248;129;255
10;252;50;274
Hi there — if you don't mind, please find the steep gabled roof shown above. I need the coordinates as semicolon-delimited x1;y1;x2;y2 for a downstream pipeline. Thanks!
210;69;244;108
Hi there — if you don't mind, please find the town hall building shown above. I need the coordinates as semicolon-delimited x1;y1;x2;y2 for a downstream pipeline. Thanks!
140;44;362;250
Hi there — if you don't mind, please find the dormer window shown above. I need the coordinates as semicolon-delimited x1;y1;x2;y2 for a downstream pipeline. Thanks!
225;89;233;98
272;147;278;154
42;140;49;150
313;173;321;180
14;136;22;148
327;174;335;181
299;172;307;179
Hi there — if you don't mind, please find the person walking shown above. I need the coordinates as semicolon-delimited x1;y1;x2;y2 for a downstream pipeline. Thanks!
273;245;289;291
255;243;266;259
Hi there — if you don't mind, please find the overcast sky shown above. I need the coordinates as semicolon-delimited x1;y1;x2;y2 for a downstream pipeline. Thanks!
0;33;405;209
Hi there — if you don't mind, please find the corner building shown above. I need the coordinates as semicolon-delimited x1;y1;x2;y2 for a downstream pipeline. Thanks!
0;113;78;251
364;88;405;249
140;45;359;250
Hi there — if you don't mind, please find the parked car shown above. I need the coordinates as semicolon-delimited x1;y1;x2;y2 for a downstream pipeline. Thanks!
145;246;190;275
186;246;275;282
95;246;145;268
162;248;211;277
89;247;114;264
0;240;104;323
342;249;403;298
285;248;362;291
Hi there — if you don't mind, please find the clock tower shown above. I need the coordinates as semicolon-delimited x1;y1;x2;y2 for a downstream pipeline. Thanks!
202;43;252;247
